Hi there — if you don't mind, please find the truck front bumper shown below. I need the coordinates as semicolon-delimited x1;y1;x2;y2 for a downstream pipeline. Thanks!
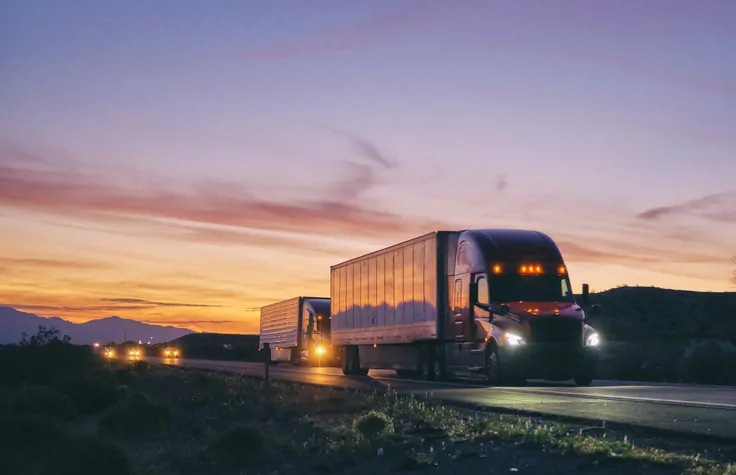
499;344;600;381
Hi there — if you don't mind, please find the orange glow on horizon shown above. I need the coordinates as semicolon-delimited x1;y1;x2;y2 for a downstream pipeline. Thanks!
1;202;734;335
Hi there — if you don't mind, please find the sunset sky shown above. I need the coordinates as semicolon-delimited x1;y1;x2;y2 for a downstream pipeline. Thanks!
1;0;735;334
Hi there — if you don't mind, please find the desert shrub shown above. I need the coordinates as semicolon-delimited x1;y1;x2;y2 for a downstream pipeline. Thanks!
352;410;395;441
114;367;136;385
599;342;684;383
58;373;126;415
0;415;68;475
0;341;103;388
11;385;75;420
99;392;171;438
0;414;67;449
680;342;736;385
207;424;270;465
52;436;131;475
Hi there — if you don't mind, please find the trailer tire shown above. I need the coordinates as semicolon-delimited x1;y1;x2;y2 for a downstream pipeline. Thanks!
419;343;445;382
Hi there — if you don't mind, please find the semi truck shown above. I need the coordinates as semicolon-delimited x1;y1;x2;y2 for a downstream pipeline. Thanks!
259;296;334;365
329;229;602;386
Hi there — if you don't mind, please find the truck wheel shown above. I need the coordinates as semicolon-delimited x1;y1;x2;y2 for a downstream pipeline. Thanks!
419;344;445;382
419;351;434;381
484;345;502;386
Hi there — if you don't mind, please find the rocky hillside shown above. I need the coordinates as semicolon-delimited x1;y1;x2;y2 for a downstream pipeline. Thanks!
0;307;195;345
584;286;736;342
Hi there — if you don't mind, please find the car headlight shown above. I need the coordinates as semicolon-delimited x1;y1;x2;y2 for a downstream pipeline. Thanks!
586;333;600;347
505;333;526;346
315;346;326;355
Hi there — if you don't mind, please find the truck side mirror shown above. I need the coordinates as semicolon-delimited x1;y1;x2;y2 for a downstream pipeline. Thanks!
581;283;590;307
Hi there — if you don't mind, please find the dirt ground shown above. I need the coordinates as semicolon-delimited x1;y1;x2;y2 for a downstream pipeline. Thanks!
2;362;735;475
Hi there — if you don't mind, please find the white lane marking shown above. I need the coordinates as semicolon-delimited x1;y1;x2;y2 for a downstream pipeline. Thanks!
148;358;736;410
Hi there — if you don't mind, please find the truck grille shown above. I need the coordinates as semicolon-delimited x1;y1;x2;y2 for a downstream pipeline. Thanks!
528;317;582;345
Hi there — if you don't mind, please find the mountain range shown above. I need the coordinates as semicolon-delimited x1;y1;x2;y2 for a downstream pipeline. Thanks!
0;307;196;345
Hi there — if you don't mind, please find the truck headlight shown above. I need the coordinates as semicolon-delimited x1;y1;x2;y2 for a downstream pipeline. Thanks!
505;333;526;346
586;333;600;347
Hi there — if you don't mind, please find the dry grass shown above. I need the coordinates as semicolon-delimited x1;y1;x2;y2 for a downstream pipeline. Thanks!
1;355;735;475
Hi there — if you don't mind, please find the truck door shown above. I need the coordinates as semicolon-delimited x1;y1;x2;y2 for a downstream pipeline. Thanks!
453;278;465;338
451;277;470;367
467;274;491;367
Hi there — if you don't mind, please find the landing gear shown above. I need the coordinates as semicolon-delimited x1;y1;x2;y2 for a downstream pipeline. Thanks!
340;346;368;376
574;373;593;386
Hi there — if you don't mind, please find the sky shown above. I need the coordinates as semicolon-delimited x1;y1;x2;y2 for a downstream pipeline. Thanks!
1;0;735;334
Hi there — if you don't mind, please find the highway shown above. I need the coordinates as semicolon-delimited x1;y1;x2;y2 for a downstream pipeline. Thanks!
145;357;736;441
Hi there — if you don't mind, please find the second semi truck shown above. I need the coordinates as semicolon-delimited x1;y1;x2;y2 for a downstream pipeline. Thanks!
330;229;602;386
259;296;334;365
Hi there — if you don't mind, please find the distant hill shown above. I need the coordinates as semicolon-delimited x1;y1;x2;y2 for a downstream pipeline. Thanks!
0;307;196;345
582;286;736;342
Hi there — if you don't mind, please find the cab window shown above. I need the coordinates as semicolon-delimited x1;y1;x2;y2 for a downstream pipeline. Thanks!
561;278;571;298
477;276;489;305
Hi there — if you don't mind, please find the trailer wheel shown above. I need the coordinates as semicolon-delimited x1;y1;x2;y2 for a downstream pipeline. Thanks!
419;343;445;382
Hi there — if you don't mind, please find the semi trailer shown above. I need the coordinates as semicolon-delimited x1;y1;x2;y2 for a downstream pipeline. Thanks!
330;229;602;386
259;296;333;365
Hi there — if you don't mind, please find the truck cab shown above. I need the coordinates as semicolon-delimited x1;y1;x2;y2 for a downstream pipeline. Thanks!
298;297;334;365
448;229;601;386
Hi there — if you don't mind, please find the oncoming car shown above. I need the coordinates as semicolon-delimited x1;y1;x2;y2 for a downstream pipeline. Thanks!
163;347;180;358
128;347;142;359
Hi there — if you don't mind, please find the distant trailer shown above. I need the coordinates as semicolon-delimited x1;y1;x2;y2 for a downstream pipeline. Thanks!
259;296;333;365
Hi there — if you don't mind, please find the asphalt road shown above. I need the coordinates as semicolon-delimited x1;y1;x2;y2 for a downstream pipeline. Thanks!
144;357;736;440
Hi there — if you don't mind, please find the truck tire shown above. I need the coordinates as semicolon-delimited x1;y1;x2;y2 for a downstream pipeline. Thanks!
484;343;525;387
419;343;445;382
484;345;502;386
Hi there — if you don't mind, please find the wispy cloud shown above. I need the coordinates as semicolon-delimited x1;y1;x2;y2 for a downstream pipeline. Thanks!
4;297;226;314
3;303;155;313
0;257;110;271
0;141;448;241
141;319;241;327
101;298;223;308
233;0;474;62
637;192;736;223
321;126;395;168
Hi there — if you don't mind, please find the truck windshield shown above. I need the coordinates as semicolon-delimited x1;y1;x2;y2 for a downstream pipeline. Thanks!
490;275;575;303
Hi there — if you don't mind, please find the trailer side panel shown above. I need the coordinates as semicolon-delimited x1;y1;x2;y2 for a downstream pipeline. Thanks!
331;233;439;345
259;297;301;349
